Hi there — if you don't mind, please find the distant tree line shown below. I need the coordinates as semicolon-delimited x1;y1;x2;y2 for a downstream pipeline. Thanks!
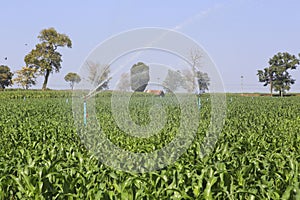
117;49;210;94
1;27;298;96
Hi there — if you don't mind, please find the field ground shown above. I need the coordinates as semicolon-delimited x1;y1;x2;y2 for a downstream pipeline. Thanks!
0;90;299;199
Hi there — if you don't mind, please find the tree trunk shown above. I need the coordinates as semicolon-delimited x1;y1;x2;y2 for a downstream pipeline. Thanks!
270;80;273;96
42;69;50;90
281;88;283;97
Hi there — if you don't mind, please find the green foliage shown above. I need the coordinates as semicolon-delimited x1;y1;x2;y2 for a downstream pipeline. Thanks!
0;91;300;199
257;52;299;96
13;66;37;89
64;72;81;90
179;69;210;93
130;62;150;92
257;67;274;88
196;71;210;94
0;65;13;89
24;27;72;90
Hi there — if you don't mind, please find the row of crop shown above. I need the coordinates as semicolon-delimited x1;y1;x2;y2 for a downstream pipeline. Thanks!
0;89;212;99
0;96;299;199
0;90;72;99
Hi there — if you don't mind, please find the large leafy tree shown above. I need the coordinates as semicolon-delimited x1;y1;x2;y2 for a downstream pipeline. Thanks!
257;52;299;96
257;67;275;96
64;72;81;90
24;27;72;90
0;65;13;89
14;67;37;89
130;62;150;92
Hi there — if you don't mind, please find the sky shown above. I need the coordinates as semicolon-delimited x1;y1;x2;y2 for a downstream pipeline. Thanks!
1;0;300;93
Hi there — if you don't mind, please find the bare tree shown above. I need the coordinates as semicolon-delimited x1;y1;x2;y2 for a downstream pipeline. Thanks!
189;48;203;91
86;61;111;91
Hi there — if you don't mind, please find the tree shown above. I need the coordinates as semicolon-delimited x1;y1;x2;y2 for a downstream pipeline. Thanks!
13;67;37;89
130;62;150;92
181;69;194;92
196;71;210;94
116;72;131;91
257;52;299;96
64;72;81;90
181;69;210;94
24;27;72;90
0;65;13;89
257;67;275;96
86;61;111;91
189;48;202;91
163;69;183;93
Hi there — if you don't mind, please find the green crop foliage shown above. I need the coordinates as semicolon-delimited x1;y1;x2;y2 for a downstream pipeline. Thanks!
0;91;299;199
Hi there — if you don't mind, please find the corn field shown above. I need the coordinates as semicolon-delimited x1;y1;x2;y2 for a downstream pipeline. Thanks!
0;91;299;199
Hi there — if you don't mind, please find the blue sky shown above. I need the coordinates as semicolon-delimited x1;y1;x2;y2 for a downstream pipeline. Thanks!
1;0;300;92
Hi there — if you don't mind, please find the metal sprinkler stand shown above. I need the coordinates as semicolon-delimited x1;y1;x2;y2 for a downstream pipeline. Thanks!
83;97;87;126
197;94;201;110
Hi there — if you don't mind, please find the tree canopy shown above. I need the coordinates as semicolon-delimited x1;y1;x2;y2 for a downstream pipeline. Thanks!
130;62;150;92
0;65;13;89
64;72;81;90
162;67;210;94
24;27;72;90
196;71;210;94
257;52;299;96
163;69;183;93
14;67;37;89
